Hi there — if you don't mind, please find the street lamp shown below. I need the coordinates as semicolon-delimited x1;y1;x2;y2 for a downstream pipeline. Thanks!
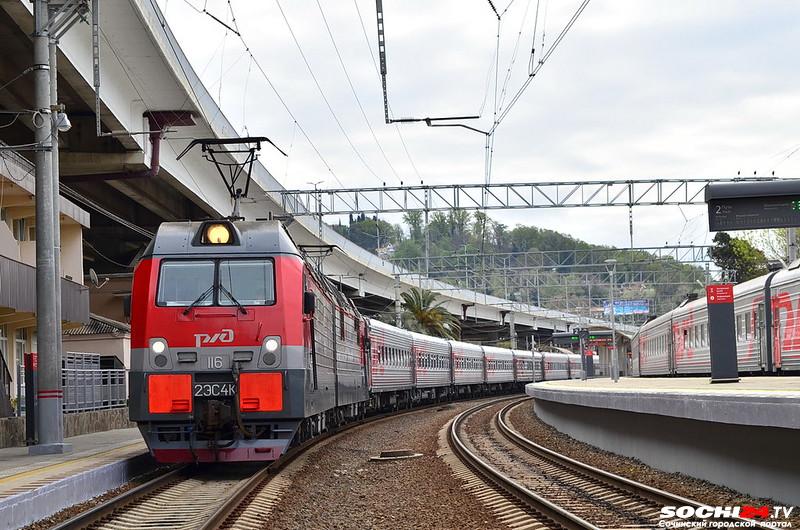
604;258;619;382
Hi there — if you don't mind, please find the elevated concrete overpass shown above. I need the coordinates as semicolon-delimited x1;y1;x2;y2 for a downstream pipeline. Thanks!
0;0;635;342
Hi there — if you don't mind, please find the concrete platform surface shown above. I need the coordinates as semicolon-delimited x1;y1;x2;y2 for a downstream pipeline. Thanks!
526;376;800;429
0;428;149;530
0;427;144;481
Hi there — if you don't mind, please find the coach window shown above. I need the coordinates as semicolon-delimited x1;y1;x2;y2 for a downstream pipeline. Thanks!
745;316;752;341
219;259;275;306
157;260;214;306
735;314;743;341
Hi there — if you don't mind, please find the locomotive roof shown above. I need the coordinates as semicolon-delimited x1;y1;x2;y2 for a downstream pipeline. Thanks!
142;220;301;257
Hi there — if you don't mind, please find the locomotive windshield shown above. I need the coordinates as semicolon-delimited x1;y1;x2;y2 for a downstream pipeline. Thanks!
156;258;275;307
157;260;215;306
219;259;275;306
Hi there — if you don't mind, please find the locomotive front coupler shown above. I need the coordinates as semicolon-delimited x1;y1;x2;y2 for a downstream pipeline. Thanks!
231;360;257;439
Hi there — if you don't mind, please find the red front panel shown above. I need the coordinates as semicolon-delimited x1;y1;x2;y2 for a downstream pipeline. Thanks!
148;374;192;413
131;255;305;350
239;372;283;412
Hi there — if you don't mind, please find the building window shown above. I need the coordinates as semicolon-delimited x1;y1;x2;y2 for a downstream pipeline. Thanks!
0;325;7;368
13;218;26;241
15;329;27;367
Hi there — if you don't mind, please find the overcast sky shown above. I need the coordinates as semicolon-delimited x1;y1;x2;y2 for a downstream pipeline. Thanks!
157;0;800;250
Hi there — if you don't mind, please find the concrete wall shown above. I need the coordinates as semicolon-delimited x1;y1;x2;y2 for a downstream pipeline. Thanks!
0;221;20;261
63;336;130;368
60;223;84;284
89;276;131;324
0;408;134;448
0;416;24;447
533;400;800;505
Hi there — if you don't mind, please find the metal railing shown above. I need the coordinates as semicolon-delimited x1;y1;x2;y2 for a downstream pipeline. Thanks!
16;352;127;414
0;352;13;417
62;367;126;413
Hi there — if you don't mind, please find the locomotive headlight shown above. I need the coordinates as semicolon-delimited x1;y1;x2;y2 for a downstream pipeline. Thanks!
205;223;231;244
151;339;167;354
261;336;281;367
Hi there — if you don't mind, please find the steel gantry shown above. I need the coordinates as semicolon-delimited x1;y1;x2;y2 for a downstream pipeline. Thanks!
276;177;785;216
405;267;732;324
389;245;715;274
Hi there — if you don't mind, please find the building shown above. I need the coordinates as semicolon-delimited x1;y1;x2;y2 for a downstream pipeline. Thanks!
0;144;90;407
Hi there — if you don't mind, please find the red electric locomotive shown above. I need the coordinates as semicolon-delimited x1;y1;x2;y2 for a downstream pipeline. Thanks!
129;219;370;462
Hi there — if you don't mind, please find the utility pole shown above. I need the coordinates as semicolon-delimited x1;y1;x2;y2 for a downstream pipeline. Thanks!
307;180;323;240
604;259;619;382
424;207;430;277
788;228;798;262
394;273;402;327
509;312;516;349
31;0;70;454
49;14;64;412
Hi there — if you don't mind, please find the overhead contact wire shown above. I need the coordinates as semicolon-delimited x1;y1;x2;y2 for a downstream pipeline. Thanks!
274;0;382;182
316;0;403;184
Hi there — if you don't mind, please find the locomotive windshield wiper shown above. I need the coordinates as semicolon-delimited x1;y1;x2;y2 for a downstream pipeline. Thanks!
219;283;248;314
183;285;214;315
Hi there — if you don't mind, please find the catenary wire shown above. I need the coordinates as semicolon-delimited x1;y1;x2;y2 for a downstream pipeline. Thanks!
84;240;135;269
497;0;533;112
316;0;403;184
493;0;591;132
274;0;383;182
353;0;423;181
176;0;344;187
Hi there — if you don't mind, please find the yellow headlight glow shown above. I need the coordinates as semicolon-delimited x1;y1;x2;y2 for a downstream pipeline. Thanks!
205;223;231;244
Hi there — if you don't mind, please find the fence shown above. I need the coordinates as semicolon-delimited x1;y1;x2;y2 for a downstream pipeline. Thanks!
62;352;126;413
16;352;126;415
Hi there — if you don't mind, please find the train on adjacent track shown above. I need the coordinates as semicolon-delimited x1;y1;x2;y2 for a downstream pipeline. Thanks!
632;264;800;375
129;219;590;463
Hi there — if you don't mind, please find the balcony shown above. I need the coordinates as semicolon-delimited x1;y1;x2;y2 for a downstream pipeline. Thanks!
0;253;89;324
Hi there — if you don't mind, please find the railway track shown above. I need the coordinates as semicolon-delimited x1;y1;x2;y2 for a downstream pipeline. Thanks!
448;398;766;530
52;397;504;530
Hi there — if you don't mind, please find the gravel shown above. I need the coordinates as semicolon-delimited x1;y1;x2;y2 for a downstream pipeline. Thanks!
508;400;800;528
265;401;508;530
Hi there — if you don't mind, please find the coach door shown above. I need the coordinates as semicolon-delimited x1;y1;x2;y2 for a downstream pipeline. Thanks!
756;303;768;371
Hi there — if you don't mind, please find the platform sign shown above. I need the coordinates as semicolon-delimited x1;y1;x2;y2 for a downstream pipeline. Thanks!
705;284;739;383
706;180;800;231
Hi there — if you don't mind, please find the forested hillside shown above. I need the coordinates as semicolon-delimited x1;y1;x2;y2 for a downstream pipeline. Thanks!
333;211;712;322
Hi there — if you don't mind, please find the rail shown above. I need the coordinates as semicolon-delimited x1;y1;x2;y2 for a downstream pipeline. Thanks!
448;398;598;530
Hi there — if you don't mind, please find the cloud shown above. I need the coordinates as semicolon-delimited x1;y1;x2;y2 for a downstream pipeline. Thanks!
160;0;800;249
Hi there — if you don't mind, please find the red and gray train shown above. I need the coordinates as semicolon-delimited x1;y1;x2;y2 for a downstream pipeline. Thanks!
632;265;800;375
129;220;585;463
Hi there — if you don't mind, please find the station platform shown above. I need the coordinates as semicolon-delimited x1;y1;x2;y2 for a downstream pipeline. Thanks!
526;376;800;429
525;377;800;505
0;428;151;530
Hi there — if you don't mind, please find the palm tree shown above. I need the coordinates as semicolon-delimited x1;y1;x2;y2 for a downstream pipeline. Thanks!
400;287;461;339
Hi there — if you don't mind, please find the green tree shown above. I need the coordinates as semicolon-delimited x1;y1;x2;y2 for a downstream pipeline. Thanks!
448;209;471;248
400;287;461;339
709;232;768;282
333;217;402;253
403;211;424;242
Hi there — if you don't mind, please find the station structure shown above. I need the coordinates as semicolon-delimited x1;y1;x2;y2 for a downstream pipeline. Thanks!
1;2;797;528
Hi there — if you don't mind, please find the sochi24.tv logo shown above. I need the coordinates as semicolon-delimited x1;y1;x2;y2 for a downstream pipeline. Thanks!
660;505;795;528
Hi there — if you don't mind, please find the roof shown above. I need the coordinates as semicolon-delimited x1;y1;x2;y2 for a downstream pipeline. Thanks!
64;313;130;336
